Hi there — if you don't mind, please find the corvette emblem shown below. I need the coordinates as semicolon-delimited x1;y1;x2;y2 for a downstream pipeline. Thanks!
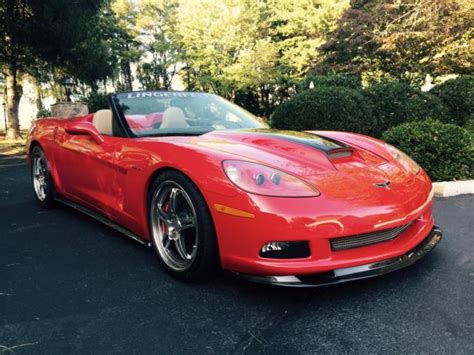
374;181;391;189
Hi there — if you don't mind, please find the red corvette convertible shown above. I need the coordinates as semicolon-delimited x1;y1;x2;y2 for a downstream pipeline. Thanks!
27;91;441;286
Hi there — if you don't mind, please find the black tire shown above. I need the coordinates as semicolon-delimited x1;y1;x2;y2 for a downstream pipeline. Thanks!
148;170;220;281
31;145;56;208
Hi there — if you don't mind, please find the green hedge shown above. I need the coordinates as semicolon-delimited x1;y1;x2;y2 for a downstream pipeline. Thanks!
272;80;449;138
270;86;374;134
298;73;361;91
430;76;474;127
81;91;109;113
363;82;446;136
383;120;473;181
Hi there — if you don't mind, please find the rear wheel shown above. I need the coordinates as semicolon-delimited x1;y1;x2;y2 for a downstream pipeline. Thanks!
31;146;56;208
149;170;219;281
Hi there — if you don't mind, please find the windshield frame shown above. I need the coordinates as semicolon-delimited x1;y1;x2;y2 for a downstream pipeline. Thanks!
109;90;267;138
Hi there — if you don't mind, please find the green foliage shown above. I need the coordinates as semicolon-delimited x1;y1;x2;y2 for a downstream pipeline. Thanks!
430;76;474;127
81;92;109;113
298;73;361;91
36;109;51;118
135;0;179;90
266;0;349;77
319;0;473;82
363;82;446;136
0;0;105;137
465;118;474;135
174;0;349;113
270;80;453;138
270;86;373;133
383;120;473;181
0;0;104;75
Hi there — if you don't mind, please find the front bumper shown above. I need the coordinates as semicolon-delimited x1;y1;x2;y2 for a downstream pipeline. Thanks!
234;225;442;287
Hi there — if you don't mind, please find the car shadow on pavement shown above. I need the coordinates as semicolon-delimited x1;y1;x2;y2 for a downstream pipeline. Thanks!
52;197;447;300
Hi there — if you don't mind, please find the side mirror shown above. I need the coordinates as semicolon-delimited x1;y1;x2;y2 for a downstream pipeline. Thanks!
65;121;105;145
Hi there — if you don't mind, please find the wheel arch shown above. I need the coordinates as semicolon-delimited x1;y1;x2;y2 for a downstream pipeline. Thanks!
29;140;63;192
144;165;221;262
28;140;42;156
145;166;193;202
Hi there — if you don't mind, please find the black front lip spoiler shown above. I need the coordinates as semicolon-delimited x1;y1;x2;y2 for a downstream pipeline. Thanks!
234;226;442;287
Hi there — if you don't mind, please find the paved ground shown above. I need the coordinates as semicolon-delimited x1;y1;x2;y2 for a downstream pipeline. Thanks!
0;154;473;354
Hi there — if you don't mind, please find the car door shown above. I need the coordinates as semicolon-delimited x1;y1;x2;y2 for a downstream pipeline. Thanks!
55;129;120;217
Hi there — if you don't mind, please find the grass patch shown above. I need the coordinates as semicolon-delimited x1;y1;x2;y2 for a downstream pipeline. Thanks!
0;130;28;156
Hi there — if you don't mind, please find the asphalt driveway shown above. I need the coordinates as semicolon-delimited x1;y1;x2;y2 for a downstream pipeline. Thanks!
1;154;473;354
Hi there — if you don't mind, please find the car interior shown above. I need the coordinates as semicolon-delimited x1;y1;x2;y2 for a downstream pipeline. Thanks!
88;106;191;137
92;109;113;135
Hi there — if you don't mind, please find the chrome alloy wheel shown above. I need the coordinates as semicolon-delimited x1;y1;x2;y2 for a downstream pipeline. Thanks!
151;181;199;271
33;152;48;201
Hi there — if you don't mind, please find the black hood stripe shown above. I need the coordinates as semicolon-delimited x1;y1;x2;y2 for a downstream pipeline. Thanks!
239;129;350;154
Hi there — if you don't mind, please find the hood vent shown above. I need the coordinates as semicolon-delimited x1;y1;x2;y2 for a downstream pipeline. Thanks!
327;148;353;159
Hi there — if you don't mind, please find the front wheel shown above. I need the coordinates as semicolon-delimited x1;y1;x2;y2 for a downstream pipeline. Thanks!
31;146;56;208
149;170;220;281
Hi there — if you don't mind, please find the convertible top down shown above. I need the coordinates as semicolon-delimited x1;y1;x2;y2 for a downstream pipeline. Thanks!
27;91;441;286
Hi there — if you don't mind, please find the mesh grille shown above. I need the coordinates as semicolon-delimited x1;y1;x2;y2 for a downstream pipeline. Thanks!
330;222;413;251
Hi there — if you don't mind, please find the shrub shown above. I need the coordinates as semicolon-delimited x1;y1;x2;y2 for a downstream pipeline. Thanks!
298;73;361;91
383;120;473;181
270;86;374;134
465;118;474;135
363;81;446;136
430;76;474;127
81;91;109;113
36;108;51;118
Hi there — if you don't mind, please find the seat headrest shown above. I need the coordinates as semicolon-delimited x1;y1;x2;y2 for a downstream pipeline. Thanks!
160;107;189;129
93;109;113;136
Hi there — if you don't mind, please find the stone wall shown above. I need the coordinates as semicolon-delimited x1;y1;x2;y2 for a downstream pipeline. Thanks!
50;102;89;118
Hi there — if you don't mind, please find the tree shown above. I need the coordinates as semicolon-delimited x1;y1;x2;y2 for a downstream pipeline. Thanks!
318;0;473;82
174;0;348;115
135;0;180;90
0;0;103;139
174;0;261;95
62;11;119;91
268;0;349;76
110;0;142;91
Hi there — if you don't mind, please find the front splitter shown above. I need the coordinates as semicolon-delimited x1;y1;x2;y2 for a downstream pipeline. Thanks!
233;226;442;287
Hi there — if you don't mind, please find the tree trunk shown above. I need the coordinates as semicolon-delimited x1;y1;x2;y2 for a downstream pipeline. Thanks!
4;68;23;140
121;60;133;91
33;79;44;112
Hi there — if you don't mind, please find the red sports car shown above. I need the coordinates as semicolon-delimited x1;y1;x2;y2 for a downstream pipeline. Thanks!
26;91;442;286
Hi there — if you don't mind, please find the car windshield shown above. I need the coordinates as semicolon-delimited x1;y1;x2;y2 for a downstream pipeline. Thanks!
114;91;267;137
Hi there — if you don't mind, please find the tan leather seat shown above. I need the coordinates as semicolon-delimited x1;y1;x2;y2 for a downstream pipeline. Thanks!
160;107;189;129
93;109;113;135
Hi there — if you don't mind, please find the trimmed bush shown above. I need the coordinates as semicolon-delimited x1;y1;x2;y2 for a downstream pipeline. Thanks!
383;120;473;181
299;73;361;91
465;118;474;135
363;81;446;136
430;76;474;127
270;86;374;134
81;91;109;113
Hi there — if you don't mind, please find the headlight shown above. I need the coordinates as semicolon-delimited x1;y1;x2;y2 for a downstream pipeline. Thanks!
385;144;420;175
222;160;320;197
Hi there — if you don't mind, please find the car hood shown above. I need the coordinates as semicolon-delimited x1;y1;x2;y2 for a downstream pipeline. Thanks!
179;129;428;199
143;128;430;209
181;128;391;175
